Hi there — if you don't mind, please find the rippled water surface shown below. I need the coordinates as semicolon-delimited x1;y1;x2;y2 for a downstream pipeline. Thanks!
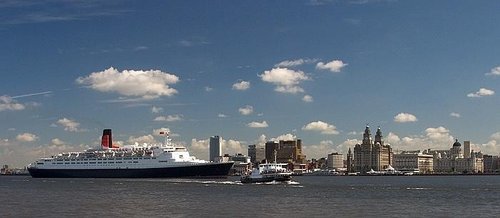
1;175;500;217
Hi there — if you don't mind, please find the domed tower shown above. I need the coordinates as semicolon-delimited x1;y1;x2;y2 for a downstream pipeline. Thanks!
451;139;463;159
375;127;383;145
362;125;372;145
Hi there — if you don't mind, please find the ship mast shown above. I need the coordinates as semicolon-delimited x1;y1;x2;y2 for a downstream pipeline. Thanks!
162;131;171;147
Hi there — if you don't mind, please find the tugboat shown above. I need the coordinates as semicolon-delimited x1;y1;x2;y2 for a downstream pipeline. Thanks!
240;153;292;183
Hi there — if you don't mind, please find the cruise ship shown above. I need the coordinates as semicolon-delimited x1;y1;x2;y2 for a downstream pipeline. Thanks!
27;129;234;178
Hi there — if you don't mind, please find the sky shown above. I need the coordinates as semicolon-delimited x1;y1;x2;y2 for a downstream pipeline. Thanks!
0;0;499;167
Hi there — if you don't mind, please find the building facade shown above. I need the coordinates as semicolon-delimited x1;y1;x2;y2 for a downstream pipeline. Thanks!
431;140;483;173
353;126;393;173
483;155;500;173
393;151;433;173
327;152;344;170
209;136;222;162
265;139;306;164
248;144;265;164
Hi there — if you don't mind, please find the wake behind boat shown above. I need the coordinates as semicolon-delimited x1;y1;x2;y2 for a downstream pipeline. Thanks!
27;129;233;178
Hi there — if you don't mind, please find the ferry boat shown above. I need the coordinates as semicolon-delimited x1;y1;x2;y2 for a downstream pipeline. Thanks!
240;162;292;183
27;129;233;178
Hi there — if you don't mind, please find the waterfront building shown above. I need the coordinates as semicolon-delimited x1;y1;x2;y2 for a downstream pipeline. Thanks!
265;141;279;161
309;158;328;169
483;155;500;173
353;126;393;173
210;136;222;162
327;152;344;170
265;139;306;164
248;144;265;164
393;151;433;173
430;140;483;173
214;153;252;175
230;153;252;175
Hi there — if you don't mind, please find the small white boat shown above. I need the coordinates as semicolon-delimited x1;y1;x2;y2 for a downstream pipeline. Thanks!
240;162;292;183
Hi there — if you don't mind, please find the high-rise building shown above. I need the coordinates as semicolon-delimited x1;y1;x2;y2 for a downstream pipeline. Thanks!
463;141;471;158
353;126;393;172
265;139;306;164
265;141;279;162
209;136;222;162
248;144;265;164
327;152;344;170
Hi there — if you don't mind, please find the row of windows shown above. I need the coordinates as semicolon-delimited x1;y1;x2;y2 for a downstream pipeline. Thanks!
53;157;154;161
53;161;140;165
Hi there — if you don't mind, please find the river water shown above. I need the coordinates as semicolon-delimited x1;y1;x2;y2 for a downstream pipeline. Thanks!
1;175;499;217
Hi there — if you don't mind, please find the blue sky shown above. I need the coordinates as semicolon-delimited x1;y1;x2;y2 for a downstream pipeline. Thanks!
1;0;499;167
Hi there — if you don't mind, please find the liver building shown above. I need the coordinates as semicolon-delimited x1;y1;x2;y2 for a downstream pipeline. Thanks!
351;126;393;173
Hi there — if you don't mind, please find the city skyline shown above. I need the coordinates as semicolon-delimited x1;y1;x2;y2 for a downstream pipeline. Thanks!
1;0;499;167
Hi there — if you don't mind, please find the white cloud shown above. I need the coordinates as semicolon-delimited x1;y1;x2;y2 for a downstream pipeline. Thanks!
302;121;339;135
316;59;348;73
274;58;318;68
490;132;500;141
0;95;25;112
272;133;297;141
473;140;500;155
51;138;65;146
56;118;83;132
385;132;401;145
247;121;268;128
0;137;92;168
302;95;313;102
16;133;38;142
218;113;228;118
134;46;148;51
386;126;454;151
238;105;254;115
450;112;461;118
222;139;246;155
188;137;246;160
335;138;362;155
303;140;337;159
259;68;309;94
486;66;500;76
232;80;250;90
126;128;178;145
153;114;183;122
127;135;156;145
151;106;163;114
467;88;495;98
205;86;213;92
76;67;180;99
425;126;452;141
394;113;418;123
190;138;209;158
